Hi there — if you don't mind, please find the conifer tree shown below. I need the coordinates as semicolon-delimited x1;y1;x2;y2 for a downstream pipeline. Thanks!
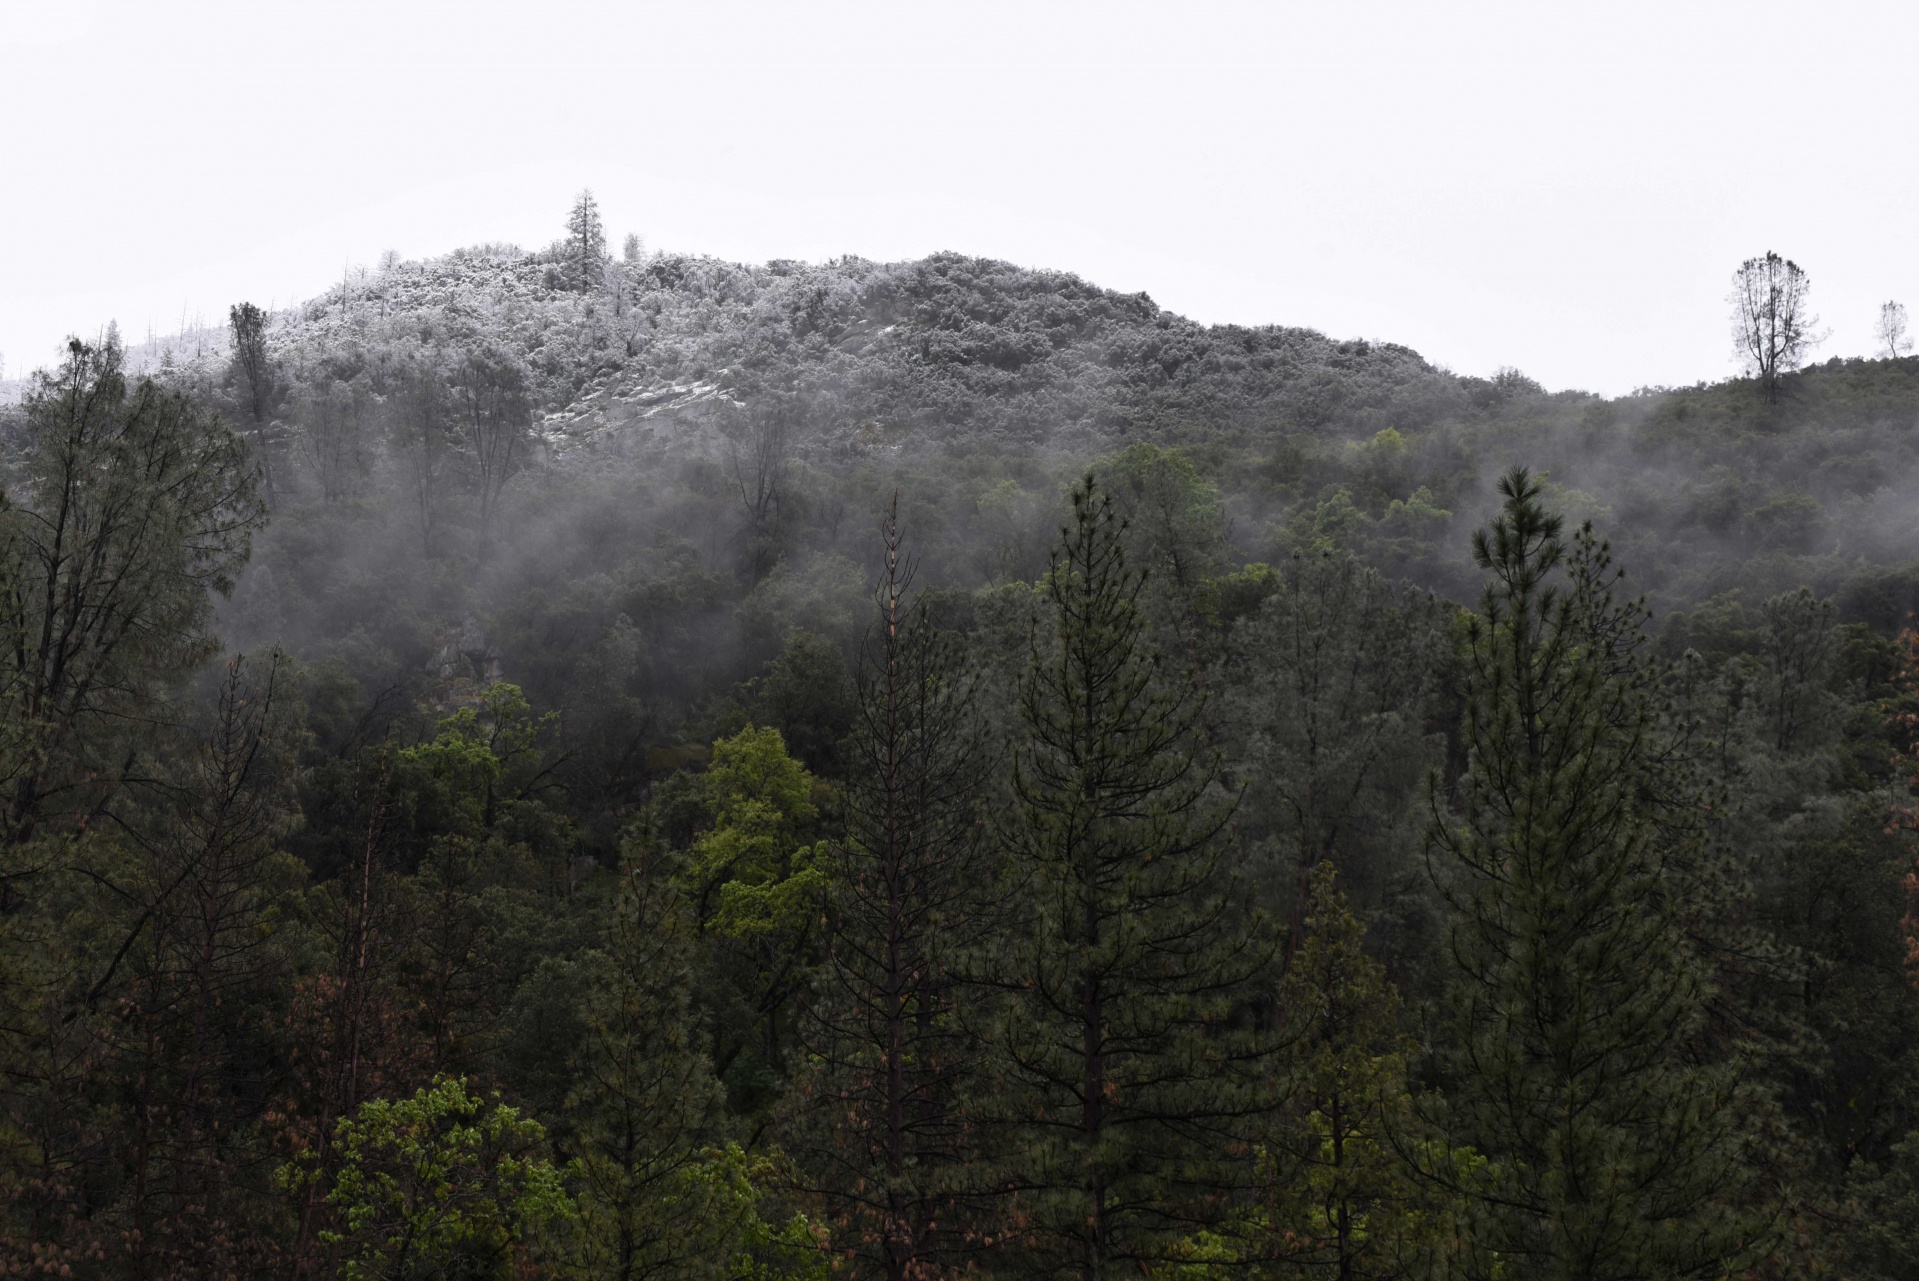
227;301;280;507
568;844;734;1281
787;499;994;1281
988;476;1275;1281
1424;469;1765;1280
566;189;608;291
1255;863;1460;1281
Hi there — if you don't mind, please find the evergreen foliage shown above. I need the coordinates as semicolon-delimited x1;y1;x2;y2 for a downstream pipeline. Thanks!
566;844;739;1281
227;301;281;506
8;241;1919;1281
987;476;1276;1281
786;500;995;1280
1424;468;1767;1279
565;191;607;292
1225;551;1448;970
1;335;263;847
1254;862;1462;1280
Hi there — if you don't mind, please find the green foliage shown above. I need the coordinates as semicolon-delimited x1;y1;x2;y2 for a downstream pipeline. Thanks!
1425;469;1768;1280
399;681;559;832
675;725;831;1116
988;475;1277;1279
372;682;575;1071
687;725;830;941
0;334;263;844
15;235;1919;1281
783;505;996;1278
683;1144;831;1281
1847;1128;1919;1280
1226;550;1447;971
1254;863;1466;1280
565;846;737;1281
1096;442;1227;598
745;631;857;778
311;1075;575;1281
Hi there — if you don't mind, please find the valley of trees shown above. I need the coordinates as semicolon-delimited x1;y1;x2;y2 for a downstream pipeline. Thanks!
5;197;1919;1278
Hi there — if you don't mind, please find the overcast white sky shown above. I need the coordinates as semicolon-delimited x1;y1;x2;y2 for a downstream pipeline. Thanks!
0;0;1912;395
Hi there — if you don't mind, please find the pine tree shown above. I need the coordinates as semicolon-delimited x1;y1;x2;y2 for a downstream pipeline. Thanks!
227;301;280;507
1424;468;1765;1280
566;189;608;291
568;843;735;1281
988;476;1276;1281
1254;862;1461;1281
787;499;994;1281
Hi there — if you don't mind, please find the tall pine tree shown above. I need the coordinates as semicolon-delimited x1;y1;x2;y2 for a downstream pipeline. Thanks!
566;190;607;291
567;843;734;1281
787;499;995;1281
987;476;1275;1281
1424;469;1765;1280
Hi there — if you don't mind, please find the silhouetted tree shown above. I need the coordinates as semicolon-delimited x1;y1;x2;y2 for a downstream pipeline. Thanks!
452;345;531;564
292;375;371;504
725;400;799;581
567;190;608;291
1877;300;1913;359
393;352;450;558
1731;252;1821;401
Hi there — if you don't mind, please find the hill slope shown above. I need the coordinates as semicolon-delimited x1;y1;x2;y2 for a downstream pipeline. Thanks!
52;237;1919;736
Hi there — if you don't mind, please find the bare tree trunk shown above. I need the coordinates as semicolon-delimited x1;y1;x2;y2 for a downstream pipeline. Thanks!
453;349;530;566
725;401;797;580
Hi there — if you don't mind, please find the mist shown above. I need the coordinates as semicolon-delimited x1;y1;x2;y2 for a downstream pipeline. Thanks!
5;9;1919;1275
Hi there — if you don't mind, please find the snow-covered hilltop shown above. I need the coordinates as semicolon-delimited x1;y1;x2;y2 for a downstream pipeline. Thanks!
123;238;1451;459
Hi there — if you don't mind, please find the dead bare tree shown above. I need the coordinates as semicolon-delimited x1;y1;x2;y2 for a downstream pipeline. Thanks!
1876;300;1913;359
393;355;449;558
725;398;800;580
451;346;531;565
104;650;301;1278
1730;251;1823;401
293;378;371;504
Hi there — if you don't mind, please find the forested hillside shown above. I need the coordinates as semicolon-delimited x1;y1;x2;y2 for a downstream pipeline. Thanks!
4;208;1919;1279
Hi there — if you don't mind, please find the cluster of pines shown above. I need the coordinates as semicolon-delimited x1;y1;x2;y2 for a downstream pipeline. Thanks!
4;338;1919;1281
